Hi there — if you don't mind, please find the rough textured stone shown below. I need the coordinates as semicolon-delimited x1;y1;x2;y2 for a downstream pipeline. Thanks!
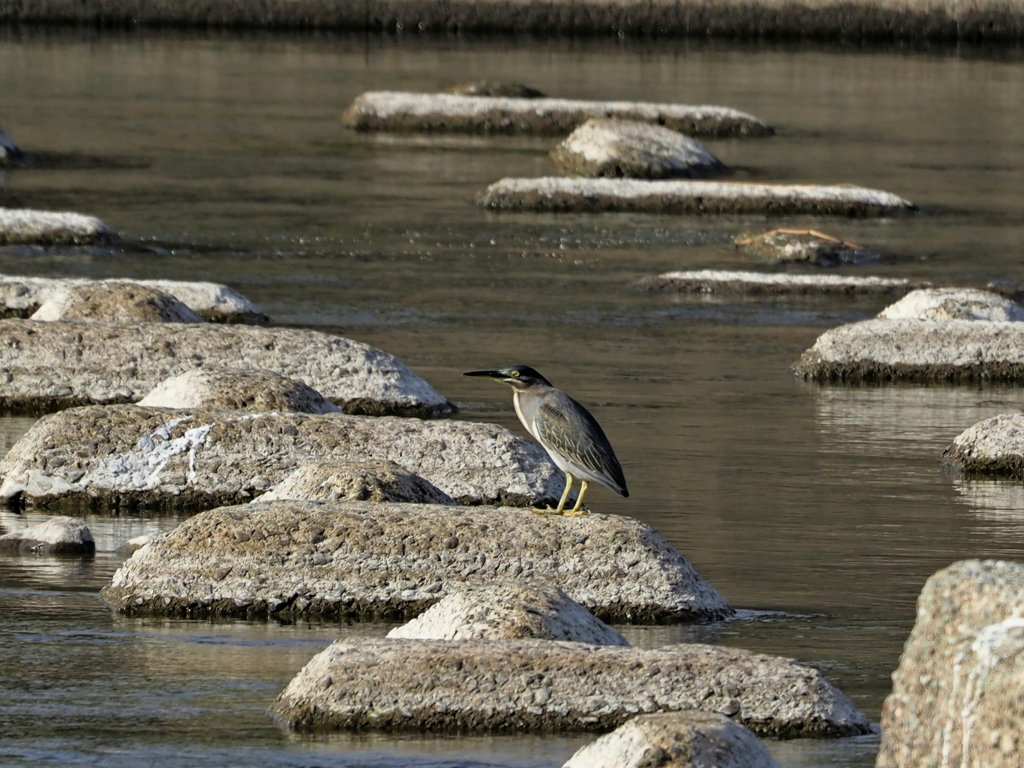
0;515;95;555
877;560;1024;768
635;270;926;297
387;582;629;645
343;91;773;138
735;228;881;267
270;637;868;738
0;407;561;511
0;275;270;324
30;282;204;323
117;533;154;556
0;320;451;416
793;318;1024;382
477;177;916;217
550;118;726;180
443;81;545;98
942;411;1024;477
563;711;781;768
99;500;732;622
878;287;1024;322
257;459;456;505
137;367;341;414
0;207;117;246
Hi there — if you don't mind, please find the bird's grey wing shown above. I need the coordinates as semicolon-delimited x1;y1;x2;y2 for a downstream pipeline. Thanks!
535;392;627;493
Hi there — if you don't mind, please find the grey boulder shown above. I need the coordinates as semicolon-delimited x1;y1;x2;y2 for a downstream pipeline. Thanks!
942;411;1024;477
257;459;456;505
137;367;341;414
0;515;95;555
30;282;204;323
878;287;1024;321
0;207;117;245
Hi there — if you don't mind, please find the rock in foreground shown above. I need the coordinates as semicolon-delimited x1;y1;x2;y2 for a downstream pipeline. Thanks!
636;270;924;297
0;320;451;416
387;582;629;645
0;407;560;510
794;319;1024;382
0;515;95;555
878;287;1024;321
30;282;204;323
258;459;456;505
271;637;868;738
877;560;1024;768
477;178;916;217
100;500;731;622
0;207;117;245
138;367;341;414
563;711;781;768
942;412;1024;477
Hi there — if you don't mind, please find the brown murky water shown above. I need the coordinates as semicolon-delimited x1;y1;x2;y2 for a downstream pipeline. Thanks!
2;29;1024;767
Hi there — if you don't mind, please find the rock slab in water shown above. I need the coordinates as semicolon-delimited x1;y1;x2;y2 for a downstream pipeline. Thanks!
477;177;916;217
877;560;1024;768
0;407;560;511
100;500;732;622
271;637;868;738
942;411;1024;477
636;270;925;297
0;515;95;555
550;118;727;180
735;228;880;267
0;320;451;416
258;459;456;505
138;367;341;414
878;287;1024;322
30;282;204;323
793;318;1024;382
387;582;629;645
0;207;117;245
562;711;781;768
342;91;774;138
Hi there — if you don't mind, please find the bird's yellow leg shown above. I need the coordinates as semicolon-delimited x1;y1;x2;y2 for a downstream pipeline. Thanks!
565;480;590;516
533;472;574;515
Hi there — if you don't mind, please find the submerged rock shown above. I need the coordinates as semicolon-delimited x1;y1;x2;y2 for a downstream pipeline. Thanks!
0;207;117;246
342;91;774;138
550;118;726;180
563;711;781;768
0;407;561;511
443;81;545;98
257;459;456;505
477;177;916;217
137;367;341;414
878;287;1024;321
735;228;880;266
271;637;868;738
0;515;95;555
942;412;1024;477
387;582;629;645
636;269;925;297
0;320;452;416
30;282;204;323
100;500;732;622
877;560;1024;768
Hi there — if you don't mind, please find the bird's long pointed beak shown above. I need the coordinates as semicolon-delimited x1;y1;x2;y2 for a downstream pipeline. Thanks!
463;369;504;380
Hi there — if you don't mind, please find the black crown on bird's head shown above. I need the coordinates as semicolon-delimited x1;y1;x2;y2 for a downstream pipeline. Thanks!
463;365;553;389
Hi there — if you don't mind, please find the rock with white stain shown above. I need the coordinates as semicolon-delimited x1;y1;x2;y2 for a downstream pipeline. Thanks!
550;118;726;180
878;288;1024;322
0;275;270;324
257;459;455;505
636;269;926;297
0;406;561;511
100;500;732;623
877;560;1024;767
942;411;1024;477
0;515;95;555
793;319;1024;382
0;207;117;245
387;582;629;645
735;229;881;267
30;282;204;323
270;637;867;737
138;368;340;414
0;320;451;416
477;177;917;217
0;126;27;167
562;711;780;768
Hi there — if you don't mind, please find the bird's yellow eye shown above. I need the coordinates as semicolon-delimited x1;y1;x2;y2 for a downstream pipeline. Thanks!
510;370;520;377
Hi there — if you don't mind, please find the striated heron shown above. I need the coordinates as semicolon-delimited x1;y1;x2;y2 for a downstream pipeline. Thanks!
464;365;628;516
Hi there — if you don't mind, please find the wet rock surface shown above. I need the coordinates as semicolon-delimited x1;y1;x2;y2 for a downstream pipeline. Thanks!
636;269;925;296
99;500;732;621
30;282;204;323
878;287;1024;321
343;91;774;137
137;367;341;414
0;407;561;511
942;412;1024;477
270;637;868;737
562;711;781;768
0;207;117;245
735;228;881;266
0;515;95;555
550;118;726;180
0;320;451;416
877;560;1024;768
257;459;456;505
477;177;916;216
387;582;629;645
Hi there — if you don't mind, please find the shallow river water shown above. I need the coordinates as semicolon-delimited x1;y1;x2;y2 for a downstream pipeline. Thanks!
2;29;1024;768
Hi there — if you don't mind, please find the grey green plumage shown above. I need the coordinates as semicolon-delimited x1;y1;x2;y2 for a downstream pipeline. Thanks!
464;365;628;515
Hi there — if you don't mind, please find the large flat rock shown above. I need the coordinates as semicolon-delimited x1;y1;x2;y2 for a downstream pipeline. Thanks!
342;91;773;138
100;500;731;622
0;408;560;511
636;270;926;296
0;320;451;416
942;411;1024;477
270;637;868;738
793;318;1024;382
477;177;916;216
0;207;117;245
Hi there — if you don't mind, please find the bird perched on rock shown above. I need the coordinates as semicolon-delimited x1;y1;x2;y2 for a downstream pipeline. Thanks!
464;365;628;516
